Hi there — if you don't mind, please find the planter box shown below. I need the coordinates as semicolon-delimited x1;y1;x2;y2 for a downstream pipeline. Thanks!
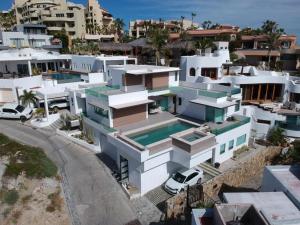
56;129;100;153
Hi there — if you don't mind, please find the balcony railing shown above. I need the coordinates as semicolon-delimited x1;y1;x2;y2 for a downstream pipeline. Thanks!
85;85;120;102
276;121;300;131
198;90;227;98
211;116;251;135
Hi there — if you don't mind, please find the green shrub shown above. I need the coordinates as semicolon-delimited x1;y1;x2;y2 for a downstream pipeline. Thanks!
1;190;19;205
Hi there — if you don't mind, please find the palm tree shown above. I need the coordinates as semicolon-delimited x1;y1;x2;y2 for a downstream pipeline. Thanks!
20;90;37;108
180;16;185;32
0;10;16;31
113;18;125;42
194;38;216;54
202;20;212;30
148;27;169;65
261;20;284;69
191;13;196;28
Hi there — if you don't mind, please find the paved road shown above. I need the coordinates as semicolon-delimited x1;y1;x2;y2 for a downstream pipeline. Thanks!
0;120;138;225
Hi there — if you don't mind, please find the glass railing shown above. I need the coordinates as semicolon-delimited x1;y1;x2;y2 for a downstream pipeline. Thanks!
148;86;170;93
230;88;241;95
198;90;227;98
211;116;251;135
82;112;116;133
85;85;120;102
276;121;300;131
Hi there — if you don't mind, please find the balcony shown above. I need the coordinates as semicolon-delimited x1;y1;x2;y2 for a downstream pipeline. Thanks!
85;85;120;102
210;116;251;135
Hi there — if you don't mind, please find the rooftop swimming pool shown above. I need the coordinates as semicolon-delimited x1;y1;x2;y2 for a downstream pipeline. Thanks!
128;121;198;146
182;133;205;142
51;73;82;84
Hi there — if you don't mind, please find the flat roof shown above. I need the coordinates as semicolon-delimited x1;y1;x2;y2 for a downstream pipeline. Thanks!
265;165;300;209
109;64;180;75
190;98;236;108
224;192;300;225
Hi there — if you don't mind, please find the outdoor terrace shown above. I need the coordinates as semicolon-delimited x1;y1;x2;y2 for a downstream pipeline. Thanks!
85;85;122;101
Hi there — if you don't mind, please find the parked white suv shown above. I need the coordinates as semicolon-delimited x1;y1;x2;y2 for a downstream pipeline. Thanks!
164;168;203;195
48;99;69;111
0;103;33;121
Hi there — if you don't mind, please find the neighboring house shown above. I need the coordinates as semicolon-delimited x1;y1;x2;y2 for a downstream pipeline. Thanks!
192;165;300;225
129;19;199;39
192;192;300;225
80;63;250;195
0;24;62;51
261;165;300;209
180;41;300;139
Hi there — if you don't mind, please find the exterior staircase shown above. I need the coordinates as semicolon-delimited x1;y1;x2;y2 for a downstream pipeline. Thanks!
49;118;62;130
199;162;222;178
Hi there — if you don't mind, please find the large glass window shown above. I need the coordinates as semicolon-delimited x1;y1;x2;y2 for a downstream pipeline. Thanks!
205;106;224;123
229;140;234;150
93;106;108;118
235;100;240;112
220;144;226;154
236;134;246;146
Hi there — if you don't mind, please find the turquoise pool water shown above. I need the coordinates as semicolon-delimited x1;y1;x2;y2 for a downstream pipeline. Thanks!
183;133;204;142
128;121;197;146
52;73;82;84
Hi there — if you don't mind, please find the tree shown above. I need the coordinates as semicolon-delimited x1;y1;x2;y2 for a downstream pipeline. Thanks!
50;29;69;53
112;18;125;42
202;20;212;29
194;38;216;54
267;127;285;146
191;13;196;28
147;27;169;65
180;16;185;32
0;10;16;31
20;90;37;108
261;20;284;69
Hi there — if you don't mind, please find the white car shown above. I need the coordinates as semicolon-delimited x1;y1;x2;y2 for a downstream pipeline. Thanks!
0;103;33;121
164;168;203;195
48;99;69;111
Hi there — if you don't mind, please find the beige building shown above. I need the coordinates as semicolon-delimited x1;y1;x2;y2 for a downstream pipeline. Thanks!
14;0;115;40
129;19;199;39
85;0;114;35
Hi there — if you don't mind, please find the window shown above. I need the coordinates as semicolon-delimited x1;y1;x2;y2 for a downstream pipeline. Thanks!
93;105;109;118
189;68;196;76
235;100;240;112
257;119;271;125
236;134;246;146
178;97;182;106
3;108;17;114
229;140;234;150
220;144;226;154
175;71;178;81
185;172;198;182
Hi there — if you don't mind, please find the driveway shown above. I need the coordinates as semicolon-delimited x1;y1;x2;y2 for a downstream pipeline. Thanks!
0;120;138;225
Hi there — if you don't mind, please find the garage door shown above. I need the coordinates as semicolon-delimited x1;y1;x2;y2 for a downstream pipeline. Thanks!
0;88;14;103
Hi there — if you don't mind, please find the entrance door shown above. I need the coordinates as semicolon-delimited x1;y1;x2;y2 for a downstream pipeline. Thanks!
120;156;129;181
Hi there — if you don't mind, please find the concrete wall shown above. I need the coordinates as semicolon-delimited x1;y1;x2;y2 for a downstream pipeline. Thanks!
203;146;282;199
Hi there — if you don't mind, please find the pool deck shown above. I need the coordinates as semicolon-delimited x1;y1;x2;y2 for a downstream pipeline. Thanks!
117;112;176;133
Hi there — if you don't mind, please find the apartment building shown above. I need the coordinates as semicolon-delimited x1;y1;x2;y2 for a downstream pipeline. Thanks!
0;24;62;51
129;19;199;39
14;0;116;40
86;0;113;34
235;34;298;70
77;62;250;195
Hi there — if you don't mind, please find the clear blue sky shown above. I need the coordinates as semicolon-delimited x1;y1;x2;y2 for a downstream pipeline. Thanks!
1;0;300;41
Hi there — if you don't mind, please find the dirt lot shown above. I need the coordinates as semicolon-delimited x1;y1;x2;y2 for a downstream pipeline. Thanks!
0;133;70;225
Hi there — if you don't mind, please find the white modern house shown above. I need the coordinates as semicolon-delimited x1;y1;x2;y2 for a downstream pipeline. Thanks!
180;41;300;138
80;64;251;195
0;24;62;51
68;55;138;115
